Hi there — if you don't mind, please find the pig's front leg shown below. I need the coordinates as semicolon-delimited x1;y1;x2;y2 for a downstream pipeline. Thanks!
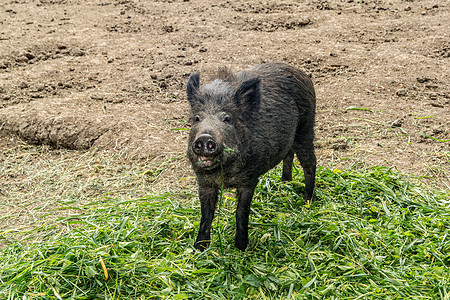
234;185;256;251
194;186;219;251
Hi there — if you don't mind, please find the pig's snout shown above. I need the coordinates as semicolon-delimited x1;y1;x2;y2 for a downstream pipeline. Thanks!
192;134;220;157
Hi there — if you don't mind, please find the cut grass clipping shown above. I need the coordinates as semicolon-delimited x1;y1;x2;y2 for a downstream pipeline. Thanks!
1;167;449;299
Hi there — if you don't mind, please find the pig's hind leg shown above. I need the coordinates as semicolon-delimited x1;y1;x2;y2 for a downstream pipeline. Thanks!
281;149;295;182
293;131;317;203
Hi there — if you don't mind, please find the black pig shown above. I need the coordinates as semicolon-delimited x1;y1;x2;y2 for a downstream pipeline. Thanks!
186;63;316;251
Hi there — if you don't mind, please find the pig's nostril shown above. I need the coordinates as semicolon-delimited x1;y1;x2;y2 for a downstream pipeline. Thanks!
204;139;218;155
193;140;202;153
207;141;215;151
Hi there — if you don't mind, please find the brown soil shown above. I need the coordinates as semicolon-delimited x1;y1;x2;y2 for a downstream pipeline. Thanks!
1;0;449;192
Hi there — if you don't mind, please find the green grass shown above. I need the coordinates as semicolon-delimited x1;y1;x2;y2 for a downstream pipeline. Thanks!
0;166;449;299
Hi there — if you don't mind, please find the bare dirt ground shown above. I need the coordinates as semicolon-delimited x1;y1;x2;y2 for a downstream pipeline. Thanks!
0;0;449;232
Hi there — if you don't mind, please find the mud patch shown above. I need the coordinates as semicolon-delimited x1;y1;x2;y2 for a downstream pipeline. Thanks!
0;42;86;70
0;99;189;159
0;101;109;150
220;1;301;14
235;15;311;32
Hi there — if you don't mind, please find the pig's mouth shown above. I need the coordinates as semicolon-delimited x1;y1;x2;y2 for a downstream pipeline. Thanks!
198;155;219;169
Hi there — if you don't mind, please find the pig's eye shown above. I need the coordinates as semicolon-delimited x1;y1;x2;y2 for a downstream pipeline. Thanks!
223;115;231;123
194;115;201;122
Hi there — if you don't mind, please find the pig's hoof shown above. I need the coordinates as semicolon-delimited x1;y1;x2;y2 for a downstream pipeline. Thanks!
234;238;248;251
194;240;210;252
304;192;317;204
281;174;292;182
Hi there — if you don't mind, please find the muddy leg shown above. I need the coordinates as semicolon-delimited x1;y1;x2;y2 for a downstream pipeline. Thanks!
281;149;294;182
194;186;219;251
294;139;316;202
234;185;256;251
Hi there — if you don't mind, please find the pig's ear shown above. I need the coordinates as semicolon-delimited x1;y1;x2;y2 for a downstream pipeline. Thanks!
234;76;261;112
186;72;200;105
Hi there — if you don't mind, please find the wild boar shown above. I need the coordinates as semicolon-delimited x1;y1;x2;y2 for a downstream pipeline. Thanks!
186;63;316;251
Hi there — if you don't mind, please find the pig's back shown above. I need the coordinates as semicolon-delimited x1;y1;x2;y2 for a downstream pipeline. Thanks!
234;63;315;179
